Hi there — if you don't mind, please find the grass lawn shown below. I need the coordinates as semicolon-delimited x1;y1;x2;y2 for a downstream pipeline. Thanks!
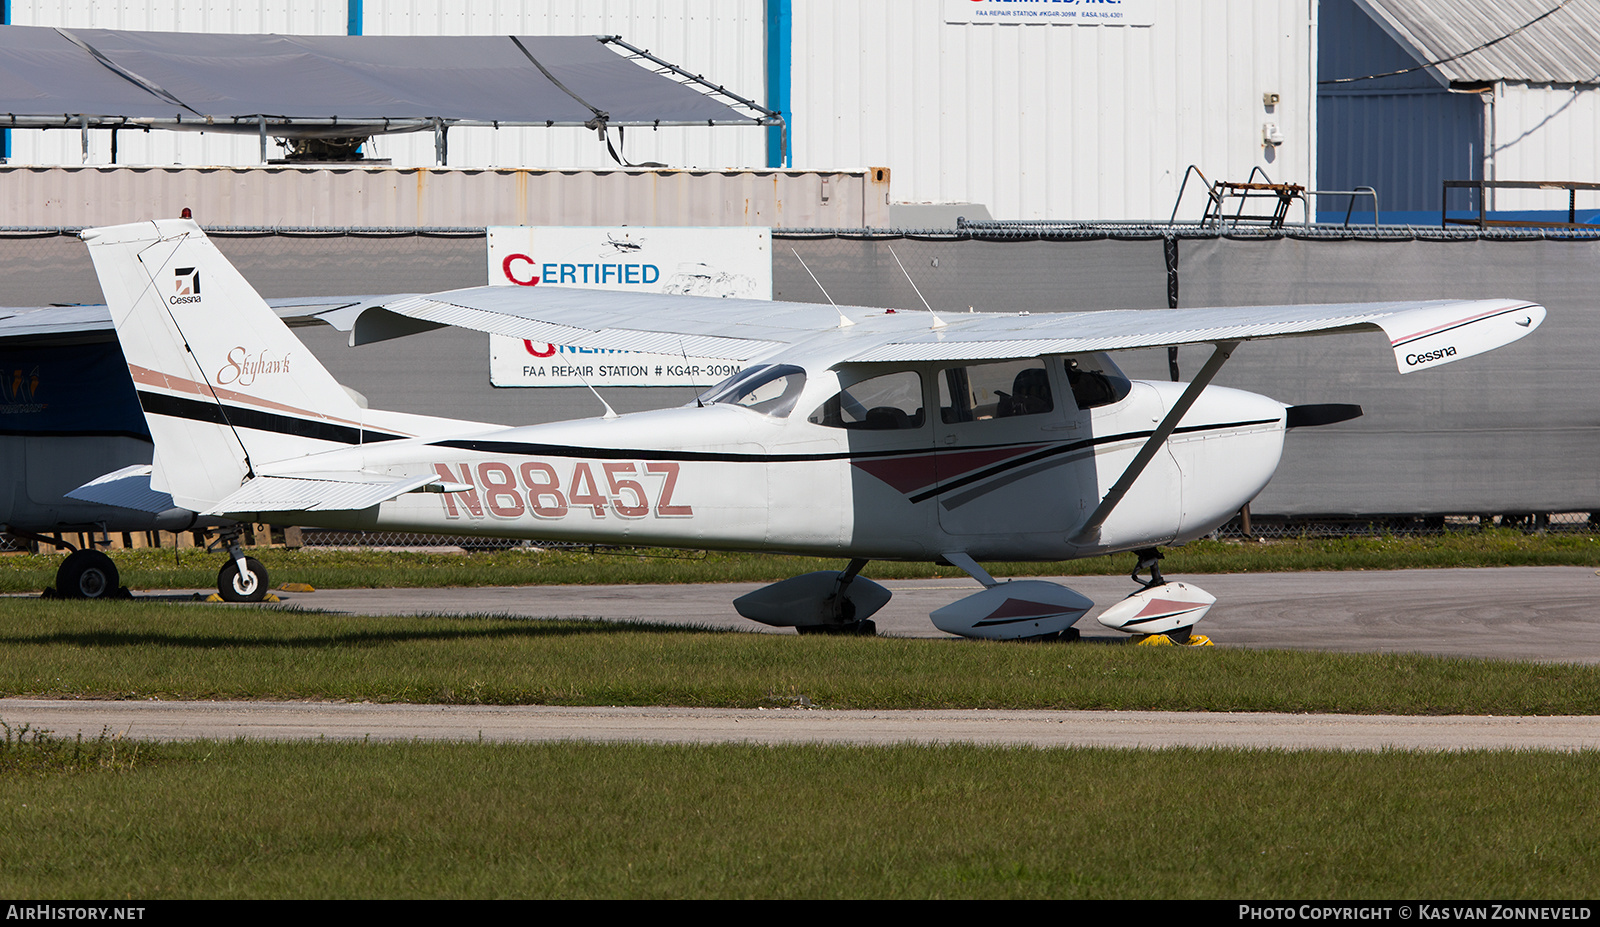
3;598;1599;713
2;732;1597;898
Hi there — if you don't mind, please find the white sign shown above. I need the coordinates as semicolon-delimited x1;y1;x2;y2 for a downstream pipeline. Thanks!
486;226;771;388
945;0;1154;26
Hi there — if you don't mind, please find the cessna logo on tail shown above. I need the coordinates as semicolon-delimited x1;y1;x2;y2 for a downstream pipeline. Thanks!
171;267;202;304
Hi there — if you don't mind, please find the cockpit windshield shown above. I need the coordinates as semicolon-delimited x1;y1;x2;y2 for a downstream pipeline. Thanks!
1065;353;1132;409
693;364;808;418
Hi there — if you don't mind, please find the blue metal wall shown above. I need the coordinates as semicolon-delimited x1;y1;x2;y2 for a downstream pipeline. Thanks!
1317;0;1484;214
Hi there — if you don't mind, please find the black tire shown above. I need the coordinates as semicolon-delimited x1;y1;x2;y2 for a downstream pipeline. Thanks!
56;549;119;600
796;619;877;637
218;557;269;603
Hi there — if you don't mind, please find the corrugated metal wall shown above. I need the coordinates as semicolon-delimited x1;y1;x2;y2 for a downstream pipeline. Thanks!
4;0;1319;222
1487;83;1600;213
790;0;1317;221
0;166;891;228
1317;0;1483;213
1320;0;1600;217
1319;91;1483;213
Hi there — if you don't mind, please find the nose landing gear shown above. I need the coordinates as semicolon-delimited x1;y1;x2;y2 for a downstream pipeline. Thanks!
1097;547;1216;645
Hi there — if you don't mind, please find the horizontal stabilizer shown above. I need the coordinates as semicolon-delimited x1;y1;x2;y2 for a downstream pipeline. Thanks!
66;465;175;514
203;472;440;516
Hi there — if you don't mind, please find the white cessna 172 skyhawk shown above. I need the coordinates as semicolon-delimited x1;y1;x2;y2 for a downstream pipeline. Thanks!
78;219;1544;641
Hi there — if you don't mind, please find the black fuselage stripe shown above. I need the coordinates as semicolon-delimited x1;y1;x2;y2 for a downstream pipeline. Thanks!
137;391;408;446
432;416;1282;503
431;438;853;463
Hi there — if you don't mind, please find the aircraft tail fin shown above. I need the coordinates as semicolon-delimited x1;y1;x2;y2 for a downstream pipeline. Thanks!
82;219;374;512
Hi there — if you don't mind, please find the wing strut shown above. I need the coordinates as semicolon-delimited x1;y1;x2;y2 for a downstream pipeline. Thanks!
1071;340;1241;544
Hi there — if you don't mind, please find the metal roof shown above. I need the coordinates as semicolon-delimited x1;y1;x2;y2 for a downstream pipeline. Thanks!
0;26;777;138
1357;0;1600;84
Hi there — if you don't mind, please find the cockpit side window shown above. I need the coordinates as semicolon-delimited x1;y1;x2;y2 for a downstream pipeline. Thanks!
938;358;1054;424
807;370;925;430
695;364;808;418
1064;353;1132;410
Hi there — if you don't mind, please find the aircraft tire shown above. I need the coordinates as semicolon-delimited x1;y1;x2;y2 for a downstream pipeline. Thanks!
1020;627;1081;643
56;550;119;600
795;619;877;636
218;557;270;603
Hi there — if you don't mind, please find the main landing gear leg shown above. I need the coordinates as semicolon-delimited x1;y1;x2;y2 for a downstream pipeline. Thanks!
9;528;125;600
804;558;877;636
210;526;270;603
734;559;890;634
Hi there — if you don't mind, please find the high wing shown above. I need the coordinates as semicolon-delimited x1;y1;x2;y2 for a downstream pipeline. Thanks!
363;286;1545;373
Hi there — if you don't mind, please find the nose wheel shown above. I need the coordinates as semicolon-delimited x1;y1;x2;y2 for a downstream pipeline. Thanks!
1096;547;1217;643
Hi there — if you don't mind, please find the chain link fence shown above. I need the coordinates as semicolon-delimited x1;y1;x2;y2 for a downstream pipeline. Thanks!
290;512;1600;550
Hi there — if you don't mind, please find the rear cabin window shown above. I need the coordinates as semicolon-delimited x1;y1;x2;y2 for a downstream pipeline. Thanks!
938;359;1054;424
808;370;925;430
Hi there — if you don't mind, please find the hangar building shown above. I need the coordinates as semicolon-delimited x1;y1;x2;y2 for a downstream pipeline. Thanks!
1320;0;1600;222
3;0;1318;224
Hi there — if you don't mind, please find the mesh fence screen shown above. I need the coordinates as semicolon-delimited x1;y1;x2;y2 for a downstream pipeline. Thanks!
2;225;1594;544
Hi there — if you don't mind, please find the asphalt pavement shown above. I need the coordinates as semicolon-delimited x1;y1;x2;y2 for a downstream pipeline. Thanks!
247;565;1600;663
11;565;1600;748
